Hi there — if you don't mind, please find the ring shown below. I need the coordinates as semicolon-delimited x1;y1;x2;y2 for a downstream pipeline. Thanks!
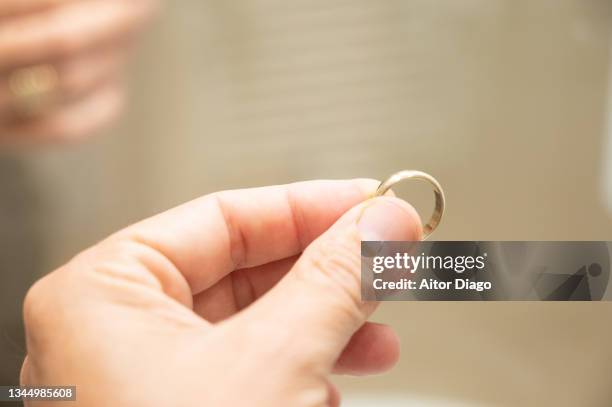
373;170;445;240
8;64;59;117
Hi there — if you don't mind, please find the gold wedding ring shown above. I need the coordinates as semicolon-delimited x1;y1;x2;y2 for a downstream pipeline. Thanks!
8;64;59;117
374;170;445;240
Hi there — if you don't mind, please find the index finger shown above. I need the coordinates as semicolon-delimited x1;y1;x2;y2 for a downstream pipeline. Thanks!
118;179;379;295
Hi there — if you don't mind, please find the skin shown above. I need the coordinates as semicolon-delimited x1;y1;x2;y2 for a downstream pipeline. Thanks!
0;0;157;144
21;179;422;406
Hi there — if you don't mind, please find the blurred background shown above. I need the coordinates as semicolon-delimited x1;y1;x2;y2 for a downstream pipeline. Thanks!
1;0;612;406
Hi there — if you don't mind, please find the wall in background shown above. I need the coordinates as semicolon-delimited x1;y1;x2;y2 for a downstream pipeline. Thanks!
5;1;611;405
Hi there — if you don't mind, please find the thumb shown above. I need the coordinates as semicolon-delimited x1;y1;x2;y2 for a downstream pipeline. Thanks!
232;196;421;370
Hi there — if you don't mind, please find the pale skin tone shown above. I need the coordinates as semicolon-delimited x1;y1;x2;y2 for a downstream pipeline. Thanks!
21;179;422;406
0;0;157;144
3;2;423;405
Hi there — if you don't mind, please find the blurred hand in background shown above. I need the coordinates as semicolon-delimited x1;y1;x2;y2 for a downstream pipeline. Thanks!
0;0;157;145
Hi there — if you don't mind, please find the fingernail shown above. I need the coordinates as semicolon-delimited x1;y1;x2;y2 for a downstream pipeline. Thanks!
357;197;422;241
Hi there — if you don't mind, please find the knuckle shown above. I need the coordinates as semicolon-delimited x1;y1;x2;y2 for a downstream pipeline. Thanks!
19;356;30;386
22;273;57;331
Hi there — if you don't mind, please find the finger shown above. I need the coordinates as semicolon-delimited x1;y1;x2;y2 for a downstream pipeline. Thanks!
193;255;298;322
333;322;400;375
45;46;128;104
195;265;400;375
0;80;124;144
117;179;381;295
0;0;75;18
0;46;128;117
0;0;154;70
232;196;421;371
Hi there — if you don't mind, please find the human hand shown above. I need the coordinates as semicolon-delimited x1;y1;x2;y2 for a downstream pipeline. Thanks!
0;0;157;144
21;179;421;406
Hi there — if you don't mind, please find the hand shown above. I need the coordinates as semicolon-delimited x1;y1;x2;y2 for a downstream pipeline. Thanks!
21;179;421;407
0;0;157;144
